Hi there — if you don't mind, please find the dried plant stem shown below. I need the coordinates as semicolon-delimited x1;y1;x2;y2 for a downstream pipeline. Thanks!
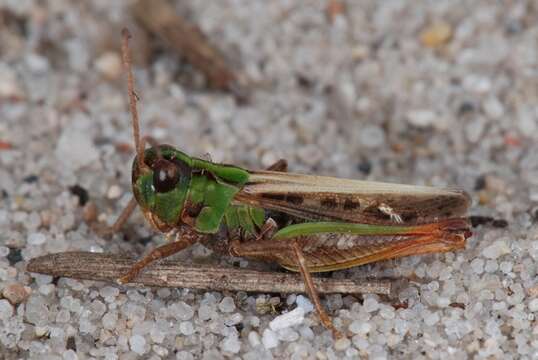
132;0;243;95
27;252;392;295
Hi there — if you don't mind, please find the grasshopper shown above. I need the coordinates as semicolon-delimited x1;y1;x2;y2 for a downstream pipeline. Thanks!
98;29;472;338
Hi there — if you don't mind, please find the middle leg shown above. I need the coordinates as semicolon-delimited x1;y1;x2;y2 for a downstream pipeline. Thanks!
231;238;343;338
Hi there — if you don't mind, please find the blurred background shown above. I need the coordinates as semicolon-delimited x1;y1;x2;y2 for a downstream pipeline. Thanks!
0;1;537;358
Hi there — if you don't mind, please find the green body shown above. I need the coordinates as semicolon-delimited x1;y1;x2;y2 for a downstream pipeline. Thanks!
132;145;467;253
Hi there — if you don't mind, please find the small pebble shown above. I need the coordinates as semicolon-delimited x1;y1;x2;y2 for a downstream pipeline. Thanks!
27;232;46;246
276;328;299;342
129;334;147;355
106;185;122;200
220;336;241;353
420;22;453;47
55;123;100;171
102;312;118;330
170;301;194;321
82;202;98;223
334;337;351;351
470;258;485;274
424;312;440;326
363;297;380;313
0;63;24;98
358;125;385;149
482;240;510;259
179;321;194;336
349;320;371;335
262;329;279;349
218;296;236;313
3;283;30;305
0;299;14;320
248;331;261;347
529;299;538;312
94;52;122;79
269;307;305;331
406;110;436;128
296;295;314;314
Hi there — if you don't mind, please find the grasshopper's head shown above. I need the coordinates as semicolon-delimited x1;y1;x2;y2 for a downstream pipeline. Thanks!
120;31;195;233
131;145;193;232
120;29;247;234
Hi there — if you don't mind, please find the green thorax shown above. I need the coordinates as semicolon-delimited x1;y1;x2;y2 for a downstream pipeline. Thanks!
224;204;266;237
132;145;251;234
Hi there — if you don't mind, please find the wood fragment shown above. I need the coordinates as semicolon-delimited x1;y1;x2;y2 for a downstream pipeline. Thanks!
27;252;392;295
132;0;246;98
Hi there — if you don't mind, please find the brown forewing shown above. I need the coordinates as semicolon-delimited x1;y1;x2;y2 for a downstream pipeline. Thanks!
234;171;471;225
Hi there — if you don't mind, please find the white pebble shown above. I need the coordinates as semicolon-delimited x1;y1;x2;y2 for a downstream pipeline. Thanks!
269;307;304;331
407;110;436;128
352;335;370;350
106;185;122;200
94;52;122;79
470;258;485;274
157;288;171;298
0;246;9;256
463;75;492;93
198;304;213;321
224;313;243;326
0;299;14;319
179;321;194;336
0;63;23;98
363;297;380;313
218;296;236;313
334;337;351;351
529;299;538;312
483;96;504;119
27;232;46;246
424;312;440;326
276;328;299;342
62;350;78;360
55;124;99;171
437;297;450;308
295;295;314;314
25;53;49;73
262;329;279;349
100;286;119;301
379;306;395;319
248;331;261;347
349;320;371;335
176;351;194;360
102;312;118;330
358;125;385;148
500;261;513;273
129;334;147;355
170;301;194;320
56;309;71;323
485;260;499;273
482;240;510;259
220;336;241;353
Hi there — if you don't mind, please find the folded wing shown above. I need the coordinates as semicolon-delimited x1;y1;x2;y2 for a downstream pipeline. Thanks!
234;171;471;225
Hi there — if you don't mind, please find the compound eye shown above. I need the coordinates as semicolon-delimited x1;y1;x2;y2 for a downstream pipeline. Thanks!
152;159;180;193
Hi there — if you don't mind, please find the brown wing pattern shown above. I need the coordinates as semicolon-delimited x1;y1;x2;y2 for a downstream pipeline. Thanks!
235;171;471;225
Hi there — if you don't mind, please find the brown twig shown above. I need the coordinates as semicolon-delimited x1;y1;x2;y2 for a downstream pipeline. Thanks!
132;0;246;99
27;252;392;295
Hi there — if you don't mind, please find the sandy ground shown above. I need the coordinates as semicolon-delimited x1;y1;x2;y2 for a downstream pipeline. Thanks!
1;1;538;359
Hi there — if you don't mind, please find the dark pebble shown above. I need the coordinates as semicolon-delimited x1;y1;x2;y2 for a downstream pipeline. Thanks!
69;185;89;206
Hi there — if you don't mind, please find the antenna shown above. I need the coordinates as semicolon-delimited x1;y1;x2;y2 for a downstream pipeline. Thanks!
121;28;145;170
